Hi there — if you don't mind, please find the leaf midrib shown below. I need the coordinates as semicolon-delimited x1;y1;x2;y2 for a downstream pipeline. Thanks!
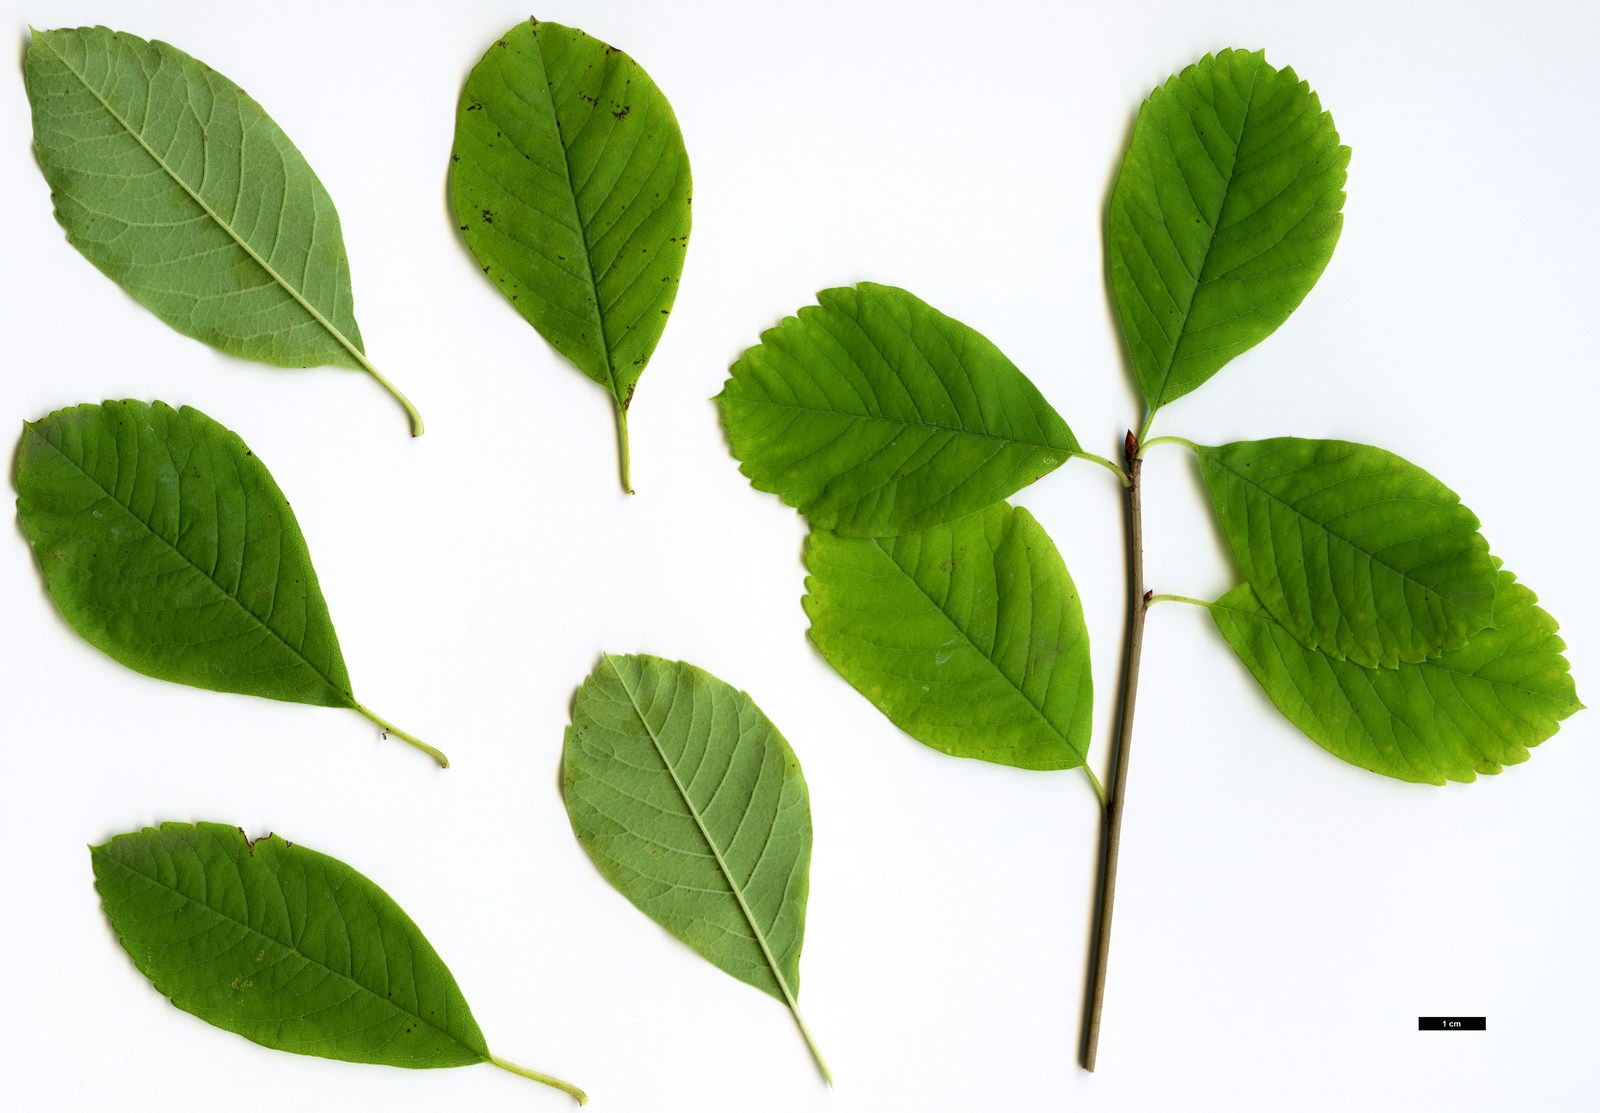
29;426;350;703
1206;448;1486;629
42;32;369;372
732;393;1070;454
96;846;479;1059
527;25;619;401
1145;55;1261;405
863;529;1086;765
603;655;800;1009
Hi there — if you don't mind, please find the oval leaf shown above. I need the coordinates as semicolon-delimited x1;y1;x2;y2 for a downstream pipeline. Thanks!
450;19;692;492
804;502;1093;771
562;654;829;1080
1108;49;1348;409
15;401;442;765
24;27;420;432
1197;438;1498;667
716;283;1079;536
1211;573;1582;784
92;822;585;1100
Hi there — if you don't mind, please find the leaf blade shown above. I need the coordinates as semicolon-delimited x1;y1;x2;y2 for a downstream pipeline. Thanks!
716;283;1079;535
562;655;828;1077
1211;574;1582;784
91;822;489;1068
16;400;353;708
450;20;691;487
1197;438;1499;666
1107;49;1348;409
23;26;423;432
804;503;1093;770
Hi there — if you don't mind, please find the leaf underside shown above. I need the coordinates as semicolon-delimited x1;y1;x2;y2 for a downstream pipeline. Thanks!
15;400;354;708
563;654;811;1004
1107;48;1348;409
804;502;1093;770
25;26;370;372
1198;438;1498;667
716;283;1080;536
1212;573;1582;784
92;822;489;1068
450;20;691;413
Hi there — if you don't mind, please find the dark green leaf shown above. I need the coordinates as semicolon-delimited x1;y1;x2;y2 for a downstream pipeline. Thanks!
716;283;1079;536
15;401;443;765
1107;49;1348;410
1211;573;1582;784
563;654;829;1081
92;823;585;1101
804;503;1094;773
1197;438;1498;667
24;27;421;433
450;20;691;492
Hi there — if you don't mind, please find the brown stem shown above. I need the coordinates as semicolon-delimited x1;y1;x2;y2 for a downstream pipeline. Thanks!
1080;430;1149;1071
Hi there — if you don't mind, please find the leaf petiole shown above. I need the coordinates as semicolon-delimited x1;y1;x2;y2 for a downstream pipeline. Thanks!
1148;593;1211;608
614;395;634;494
1071;450;1131;486
1139;435;1198;454
351;351;425;436
489;1054;589;1104
348;700;449;767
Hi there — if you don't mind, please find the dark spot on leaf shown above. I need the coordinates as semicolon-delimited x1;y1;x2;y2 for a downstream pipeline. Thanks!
459;224;469;231
612;104;631;120
481;209;495;224
466;101;483;112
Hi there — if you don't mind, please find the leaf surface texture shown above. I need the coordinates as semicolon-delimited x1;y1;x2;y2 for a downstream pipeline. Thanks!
804;503;1093;770
450;20;691;486
717;283;1079;535
1211;574;1581;784
1107;49;1348;408
16;400;352;707
92;822;489;1067
25;28;394;388
1198;438;1498;666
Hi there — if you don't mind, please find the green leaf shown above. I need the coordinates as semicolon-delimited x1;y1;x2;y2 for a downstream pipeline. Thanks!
24;27;421;433
716;283;1080;536
14;400;444;766
562;654;830;1082
450;19;691;493
1211;573;1582;784
803;503;1095;775
1197;438;1499;667
92;822;586;1102
1107;49;1348;410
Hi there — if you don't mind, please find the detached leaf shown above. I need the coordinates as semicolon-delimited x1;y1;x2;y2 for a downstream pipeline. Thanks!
563;654;829;1082
1211;573;1582;784
1108;49;1348;410
717;283;1079;536
804;503;1093;772
450;19;692;493
24;27;421;433
92;823;586;1101
15;401;443;766
1198;438;1498;667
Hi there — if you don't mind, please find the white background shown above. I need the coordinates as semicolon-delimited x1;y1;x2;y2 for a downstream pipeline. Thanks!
2;1;1596;1110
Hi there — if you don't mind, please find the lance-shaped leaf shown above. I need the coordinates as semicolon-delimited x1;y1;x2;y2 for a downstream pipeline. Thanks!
1107;49;1348;410
1197;438;1498;667
450;19;691;493
92;822;586;1102
804;503;1095;777
14;401;443;766
24;27;421;433
1211;573;1582;784
717;283;1080;536
562;654;830;1082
